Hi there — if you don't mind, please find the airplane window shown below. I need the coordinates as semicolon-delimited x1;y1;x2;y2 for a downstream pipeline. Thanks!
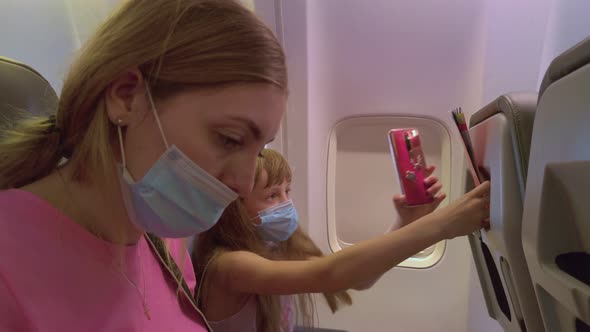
327;116;451;269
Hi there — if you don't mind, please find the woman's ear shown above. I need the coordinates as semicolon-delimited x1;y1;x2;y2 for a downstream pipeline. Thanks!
105;68;146;126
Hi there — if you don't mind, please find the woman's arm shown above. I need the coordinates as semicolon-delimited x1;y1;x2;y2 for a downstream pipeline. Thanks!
214;182;489;295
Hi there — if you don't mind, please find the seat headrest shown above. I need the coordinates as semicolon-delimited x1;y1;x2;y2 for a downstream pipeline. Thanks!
470;92;537;187
539;36;590;99
0;56;58;126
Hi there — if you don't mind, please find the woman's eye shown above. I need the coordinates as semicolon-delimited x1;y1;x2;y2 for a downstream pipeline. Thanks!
219;134;242;150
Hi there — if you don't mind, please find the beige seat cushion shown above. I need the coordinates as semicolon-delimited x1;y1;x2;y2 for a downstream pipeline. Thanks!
0;56;58;128
539;36;590;98
470;92;536;194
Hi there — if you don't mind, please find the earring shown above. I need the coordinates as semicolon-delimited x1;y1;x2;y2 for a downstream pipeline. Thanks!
117;118;123;126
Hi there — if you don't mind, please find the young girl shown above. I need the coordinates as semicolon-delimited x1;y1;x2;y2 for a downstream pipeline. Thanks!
0;1;287;330
193;149;490;331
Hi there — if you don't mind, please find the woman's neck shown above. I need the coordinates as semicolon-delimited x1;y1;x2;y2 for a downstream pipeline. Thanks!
22;162;143;245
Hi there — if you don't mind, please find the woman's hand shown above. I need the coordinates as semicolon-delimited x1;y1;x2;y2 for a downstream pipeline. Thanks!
392;165;446;227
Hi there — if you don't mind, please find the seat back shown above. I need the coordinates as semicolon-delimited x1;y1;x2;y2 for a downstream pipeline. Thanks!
522;36;590;332
467;92;544;332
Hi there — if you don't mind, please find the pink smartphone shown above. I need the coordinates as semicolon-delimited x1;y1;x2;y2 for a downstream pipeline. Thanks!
388;128;434;206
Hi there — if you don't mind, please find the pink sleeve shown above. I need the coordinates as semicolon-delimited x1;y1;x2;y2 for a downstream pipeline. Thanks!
0;273;33;331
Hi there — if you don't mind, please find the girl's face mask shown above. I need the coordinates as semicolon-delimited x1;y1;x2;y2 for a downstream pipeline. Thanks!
254;200;299;242
117;83;238;238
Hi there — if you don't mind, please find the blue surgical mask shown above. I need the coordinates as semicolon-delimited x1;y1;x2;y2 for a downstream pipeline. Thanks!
117;84;238;238
255;200;299;242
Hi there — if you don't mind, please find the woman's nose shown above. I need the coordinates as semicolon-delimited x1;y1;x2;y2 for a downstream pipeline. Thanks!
220;161;256;197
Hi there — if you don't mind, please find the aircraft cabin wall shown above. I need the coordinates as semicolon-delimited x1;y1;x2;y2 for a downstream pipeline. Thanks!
279;0;590;331
2;0;590;331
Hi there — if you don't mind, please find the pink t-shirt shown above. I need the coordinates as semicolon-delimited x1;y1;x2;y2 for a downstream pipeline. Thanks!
0;189;208;332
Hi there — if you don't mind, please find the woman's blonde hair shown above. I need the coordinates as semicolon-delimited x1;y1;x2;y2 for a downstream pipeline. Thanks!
0;0;287;189
193;149;352;332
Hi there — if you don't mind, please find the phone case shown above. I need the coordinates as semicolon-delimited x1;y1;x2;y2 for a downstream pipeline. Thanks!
388;128;434;206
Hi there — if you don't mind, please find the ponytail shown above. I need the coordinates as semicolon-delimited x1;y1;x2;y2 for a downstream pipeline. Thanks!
0;114;62;189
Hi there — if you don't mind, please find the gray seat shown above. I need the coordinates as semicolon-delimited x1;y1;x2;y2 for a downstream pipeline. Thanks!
467;92;544;332
538;36;590;98
522;36;590;332
0;56;58;129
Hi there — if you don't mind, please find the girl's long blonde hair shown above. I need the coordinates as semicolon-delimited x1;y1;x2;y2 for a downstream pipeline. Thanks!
0;0;287;189
193;149;352;332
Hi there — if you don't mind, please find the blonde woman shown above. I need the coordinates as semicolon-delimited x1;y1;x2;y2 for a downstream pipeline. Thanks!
193;149;490;332
0;0;287;330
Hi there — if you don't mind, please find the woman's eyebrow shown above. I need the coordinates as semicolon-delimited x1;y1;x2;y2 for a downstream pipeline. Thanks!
228;116;262;140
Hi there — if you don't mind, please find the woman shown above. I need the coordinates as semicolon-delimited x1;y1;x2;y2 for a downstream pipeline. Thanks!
193;149;490;331
0;0;287;330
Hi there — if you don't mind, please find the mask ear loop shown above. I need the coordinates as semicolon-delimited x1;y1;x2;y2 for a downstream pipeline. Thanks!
117;119;127;169
250;209;263;225
144;82;169;149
